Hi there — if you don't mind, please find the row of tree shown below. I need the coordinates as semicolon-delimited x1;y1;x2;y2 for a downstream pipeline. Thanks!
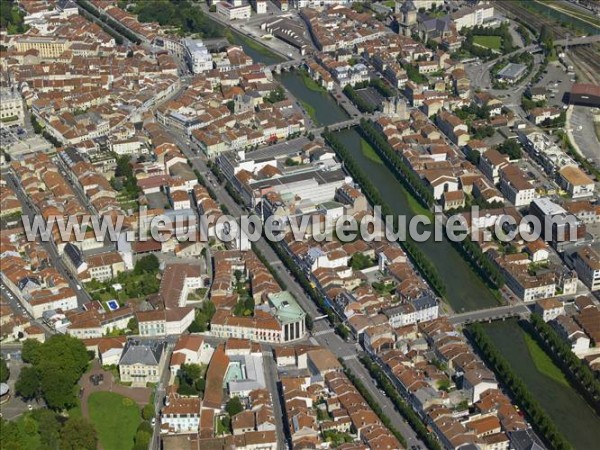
452;235;505;289
323;129;446;297
369;78;394;98
343;85;377;114
467;323;573;450
358;119;435;208
341;363;408;448
77;0;141;44
358;355;442;450
527;314;600;412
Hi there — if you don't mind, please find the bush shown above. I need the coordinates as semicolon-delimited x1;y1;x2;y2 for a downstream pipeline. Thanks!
141;403;155;421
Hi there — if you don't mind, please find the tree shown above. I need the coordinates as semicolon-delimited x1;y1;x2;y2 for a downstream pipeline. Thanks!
266;86;286;104
60;417;98;450
32;409;62;449
40;368;79;410
21;339;42;364
15;366;40;400
127;317;138;334
18;336;89;410
133;429;151;450
497;139;522;159
134;254;159;274
0;357;8;382
225;396;243;417
142;403;155;421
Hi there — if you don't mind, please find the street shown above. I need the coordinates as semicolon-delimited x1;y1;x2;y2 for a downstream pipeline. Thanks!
161;125;425;447
2;169;92;308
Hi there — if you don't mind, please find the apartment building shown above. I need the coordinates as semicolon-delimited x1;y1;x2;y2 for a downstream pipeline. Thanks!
383;293;439;328
534;298;565;322
572;245;600;291
499;165;535;207
137;307;195;337
84;251;126;282
14;36;71;59
559;166;595;199
183;39;213;74
161;394;201;434
216;2;251;20
479;149;509;184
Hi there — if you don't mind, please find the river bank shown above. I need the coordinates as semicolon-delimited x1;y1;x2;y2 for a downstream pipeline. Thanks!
481;319;600;449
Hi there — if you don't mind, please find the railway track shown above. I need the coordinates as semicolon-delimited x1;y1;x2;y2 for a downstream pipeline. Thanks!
496;1;600;84
570;44;600;84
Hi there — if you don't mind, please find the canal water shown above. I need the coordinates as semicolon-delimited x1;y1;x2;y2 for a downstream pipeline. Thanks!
228;30;284;66
276;71;349;126
255;51;498;312
482;320;600;449
333;128;498;312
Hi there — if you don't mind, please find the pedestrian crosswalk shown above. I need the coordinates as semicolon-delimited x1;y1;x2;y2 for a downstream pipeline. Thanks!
312;329;334;336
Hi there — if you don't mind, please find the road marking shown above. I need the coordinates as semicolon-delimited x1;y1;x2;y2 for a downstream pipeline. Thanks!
312;329;334;336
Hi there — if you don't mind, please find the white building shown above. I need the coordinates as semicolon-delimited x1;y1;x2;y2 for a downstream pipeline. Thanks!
119;340;167;387
559;166;595;199
0;88;25;126
252;0;267;13
183;39;213;74
384;294;439;327
137;307;195;337
534;298;565;322
169;335;214;376
216;2;251;20
160;395;201;434
499;166;536;207
572;246;600;291
462;368;498;404
452;4;495;31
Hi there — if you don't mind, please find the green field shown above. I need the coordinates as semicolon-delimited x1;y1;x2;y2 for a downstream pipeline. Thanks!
523;332;569;387
88;392;142;450
473;35;502;50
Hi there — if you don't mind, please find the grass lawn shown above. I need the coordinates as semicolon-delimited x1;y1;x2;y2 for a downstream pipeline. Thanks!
227;29;283;59
299;99;318;124
406;193;433;219
298;69;326;93
473;35;502;50
88;392;142;450
523;332;569;387
360;138;383;164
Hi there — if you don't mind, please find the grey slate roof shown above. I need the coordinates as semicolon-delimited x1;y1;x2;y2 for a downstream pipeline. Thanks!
119;340;165;366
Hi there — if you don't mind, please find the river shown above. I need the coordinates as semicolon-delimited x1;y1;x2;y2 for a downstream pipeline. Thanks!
274;69;498;311
482;320;600;449
276;71;349;126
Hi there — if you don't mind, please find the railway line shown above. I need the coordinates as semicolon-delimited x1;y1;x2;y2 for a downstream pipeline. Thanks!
496;1;600;84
